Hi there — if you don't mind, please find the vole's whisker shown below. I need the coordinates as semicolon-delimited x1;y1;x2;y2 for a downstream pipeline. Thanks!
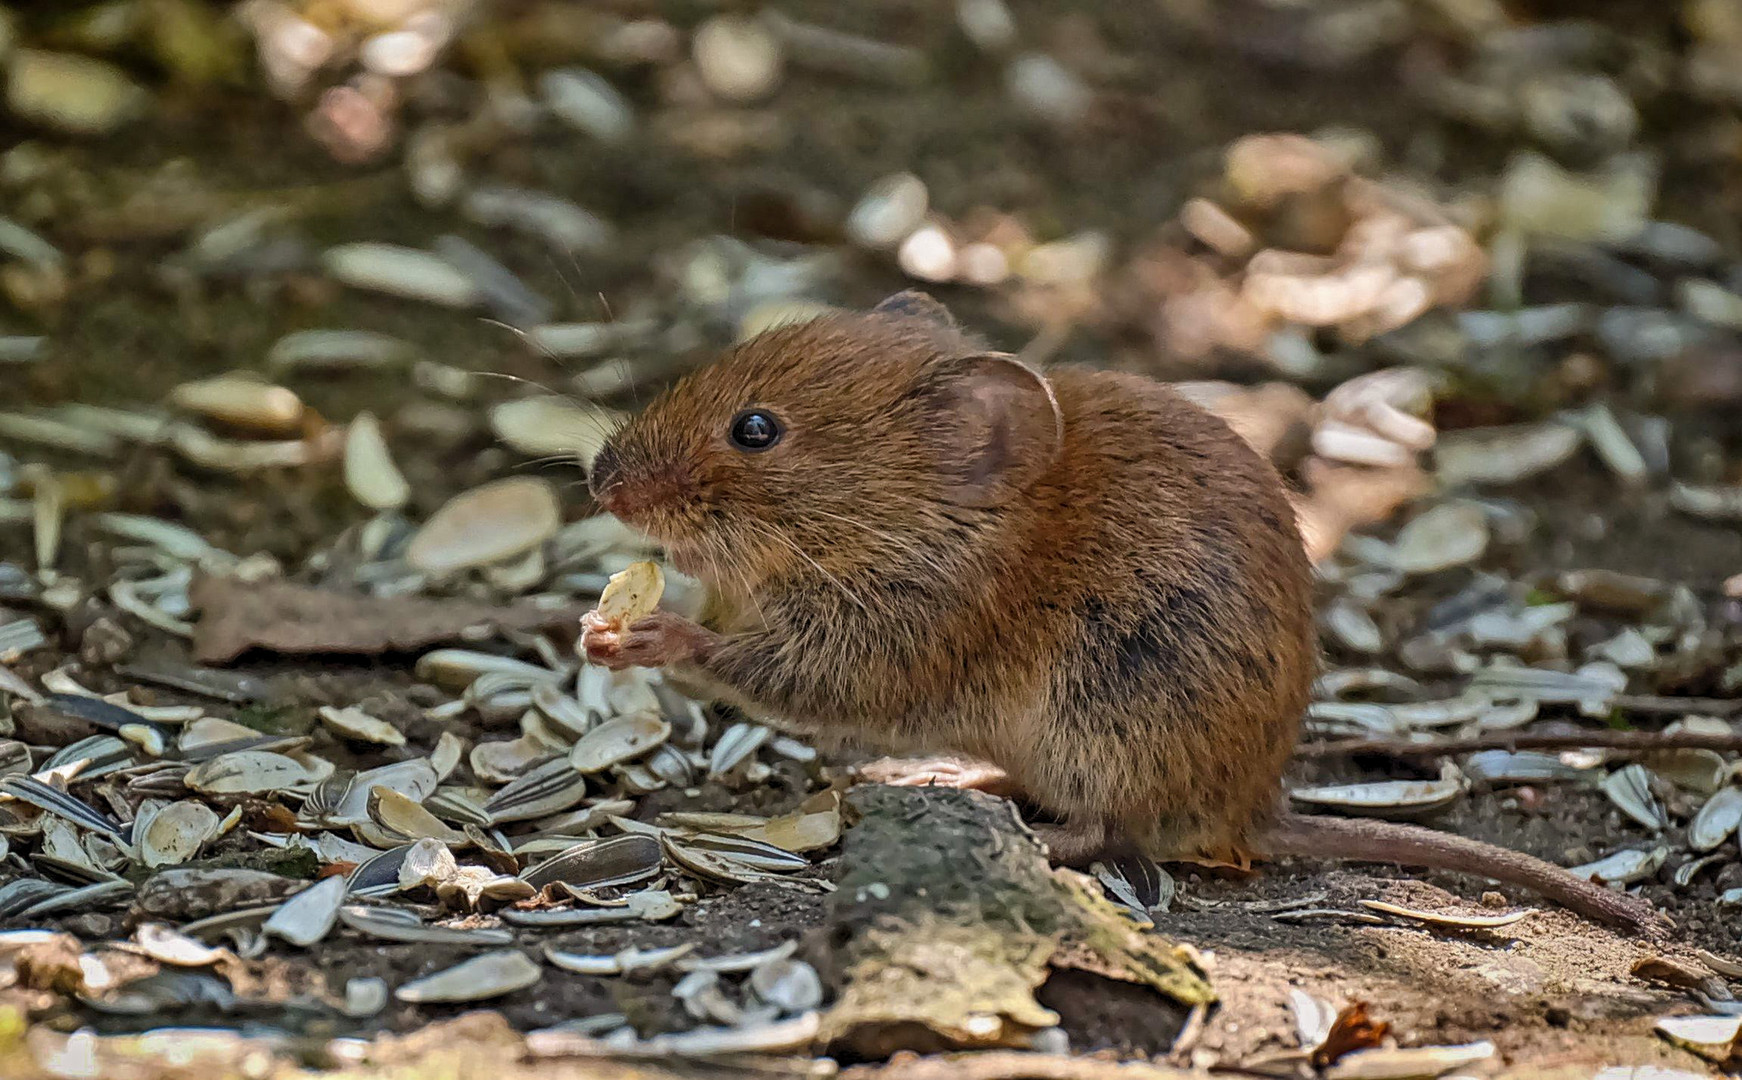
475;323;612;413
471;368;557;394
757;525;872;617
805;506;948;579
733;542;773;630
471;368;607;420
700;529;770;630
571;288;649;410
517;453;590;469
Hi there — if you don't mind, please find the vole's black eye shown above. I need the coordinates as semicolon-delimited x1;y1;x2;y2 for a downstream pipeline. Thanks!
729;409;782;452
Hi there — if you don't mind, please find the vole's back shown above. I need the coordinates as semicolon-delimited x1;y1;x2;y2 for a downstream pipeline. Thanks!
1016;368;1315;865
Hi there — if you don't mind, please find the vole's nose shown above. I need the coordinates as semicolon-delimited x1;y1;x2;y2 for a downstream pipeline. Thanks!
588;443;625;513
589;446;688;519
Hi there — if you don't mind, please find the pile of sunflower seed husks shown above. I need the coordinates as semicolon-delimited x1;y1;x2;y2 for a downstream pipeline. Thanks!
1279;359;1742;882
0;467;844;1048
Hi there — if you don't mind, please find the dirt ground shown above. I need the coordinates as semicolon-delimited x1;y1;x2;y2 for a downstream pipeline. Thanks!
7;1;1742;1076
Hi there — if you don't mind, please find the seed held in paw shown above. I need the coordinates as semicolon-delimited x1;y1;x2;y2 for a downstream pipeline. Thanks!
595;560;664;630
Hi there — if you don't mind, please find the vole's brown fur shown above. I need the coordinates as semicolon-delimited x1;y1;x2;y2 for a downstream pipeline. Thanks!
584;292;1666;936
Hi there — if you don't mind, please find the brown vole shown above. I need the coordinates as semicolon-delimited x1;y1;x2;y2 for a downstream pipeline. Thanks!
580;291;1665;936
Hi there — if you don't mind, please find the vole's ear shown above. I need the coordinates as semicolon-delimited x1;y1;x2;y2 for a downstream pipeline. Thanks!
926;354;1063;508
874;290;958;332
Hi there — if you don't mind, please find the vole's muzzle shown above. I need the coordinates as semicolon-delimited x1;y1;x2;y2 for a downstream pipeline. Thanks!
588;443;690;522
588;443;624;509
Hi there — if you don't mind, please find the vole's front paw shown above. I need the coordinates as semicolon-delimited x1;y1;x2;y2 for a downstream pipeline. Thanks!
856;755;1015;795
582;611;716;670
579;611;627;669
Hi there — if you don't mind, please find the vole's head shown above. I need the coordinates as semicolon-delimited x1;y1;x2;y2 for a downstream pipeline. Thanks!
588;291;1062;588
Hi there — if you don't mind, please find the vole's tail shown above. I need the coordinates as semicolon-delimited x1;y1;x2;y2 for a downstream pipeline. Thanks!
1266;813;1670;938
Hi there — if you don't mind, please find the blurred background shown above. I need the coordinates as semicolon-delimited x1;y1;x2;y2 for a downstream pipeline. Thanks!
4;0;1742;576
8;2;1742;1074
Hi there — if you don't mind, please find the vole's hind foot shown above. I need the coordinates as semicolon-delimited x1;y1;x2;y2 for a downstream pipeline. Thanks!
1175;844;1259;873
855;755;1017;795
1030;817;1111;867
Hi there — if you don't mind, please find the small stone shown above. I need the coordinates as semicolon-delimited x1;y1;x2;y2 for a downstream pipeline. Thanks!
77;617;133;666
1615;221;1725;268
1385;503;1490;574
490;396;620;466
1458;304;1590;349
1659;346;1742;411
1225;133;1346;207
134;868;301;921
62;913;114;938
1017;231;1110;287
266;329;416;373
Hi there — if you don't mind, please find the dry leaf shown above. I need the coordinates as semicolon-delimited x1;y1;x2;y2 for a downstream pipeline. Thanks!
1312;1000;1389;1068
189;575;588;663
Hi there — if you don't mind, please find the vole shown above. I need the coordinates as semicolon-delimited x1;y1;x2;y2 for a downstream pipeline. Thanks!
579;291;1665;937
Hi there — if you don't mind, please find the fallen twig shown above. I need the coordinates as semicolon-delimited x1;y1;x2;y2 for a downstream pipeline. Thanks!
1612;694;1742;717
1298;727;1742;759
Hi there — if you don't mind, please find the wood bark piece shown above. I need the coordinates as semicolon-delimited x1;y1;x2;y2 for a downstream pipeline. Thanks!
818;786;1214;1059
188;574;588;664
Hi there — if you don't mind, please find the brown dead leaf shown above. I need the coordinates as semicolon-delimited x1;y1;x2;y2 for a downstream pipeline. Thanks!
243;801;301;833
189;574;589;664
1311;1001;1389;1068
11;936;91;995
1633;955;1727;996
1294;459;1431;563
